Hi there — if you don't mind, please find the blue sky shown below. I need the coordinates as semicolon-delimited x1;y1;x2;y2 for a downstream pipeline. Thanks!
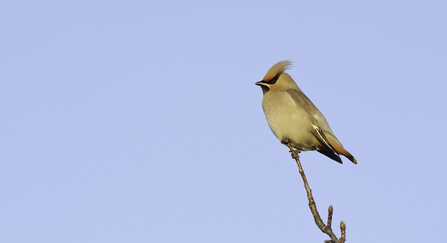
1;1;446;242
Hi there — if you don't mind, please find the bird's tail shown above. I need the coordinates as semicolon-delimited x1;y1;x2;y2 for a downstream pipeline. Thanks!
328;139;357;164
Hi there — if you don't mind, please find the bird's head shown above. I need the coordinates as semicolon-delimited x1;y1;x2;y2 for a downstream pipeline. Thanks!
255;60;299;94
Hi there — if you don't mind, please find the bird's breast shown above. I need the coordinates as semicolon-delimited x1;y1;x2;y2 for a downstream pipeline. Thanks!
262;91;317;150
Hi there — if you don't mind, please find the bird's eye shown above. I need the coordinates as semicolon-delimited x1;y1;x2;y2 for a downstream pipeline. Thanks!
265;73;281;84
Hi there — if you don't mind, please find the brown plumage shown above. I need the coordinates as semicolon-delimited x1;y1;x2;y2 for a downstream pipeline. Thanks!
255;60;357;164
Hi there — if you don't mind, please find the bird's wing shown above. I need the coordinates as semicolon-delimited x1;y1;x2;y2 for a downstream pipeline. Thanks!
285;89;315;115
285;90;357;164
286;89;343;145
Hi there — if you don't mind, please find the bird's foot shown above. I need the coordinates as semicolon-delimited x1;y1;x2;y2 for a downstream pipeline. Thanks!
282;140;300;160
289;150;300;160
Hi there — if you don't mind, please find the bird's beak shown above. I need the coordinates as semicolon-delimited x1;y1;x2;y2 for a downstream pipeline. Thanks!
255;81;268;87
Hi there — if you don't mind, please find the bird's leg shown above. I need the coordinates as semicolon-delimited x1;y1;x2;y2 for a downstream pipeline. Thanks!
280;137;290;145
281;138;300;160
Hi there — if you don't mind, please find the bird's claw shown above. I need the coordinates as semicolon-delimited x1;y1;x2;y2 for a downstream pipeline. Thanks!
281;140;300;160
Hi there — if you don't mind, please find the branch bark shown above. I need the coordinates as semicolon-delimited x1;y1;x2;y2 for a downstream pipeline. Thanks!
284;142;346;243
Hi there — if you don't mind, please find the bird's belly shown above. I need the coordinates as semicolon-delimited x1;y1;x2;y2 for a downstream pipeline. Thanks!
263;100;316;151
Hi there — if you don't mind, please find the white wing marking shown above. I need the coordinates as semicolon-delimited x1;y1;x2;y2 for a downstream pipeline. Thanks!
312;124;336;152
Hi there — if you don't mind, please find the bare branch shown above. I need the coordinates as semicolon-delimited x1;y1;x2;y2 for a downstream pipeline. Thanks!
284;142;347;243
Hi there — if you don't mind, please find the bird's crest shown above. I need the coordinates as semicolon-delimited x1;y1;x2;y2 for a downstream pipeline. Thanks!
262;60;293;81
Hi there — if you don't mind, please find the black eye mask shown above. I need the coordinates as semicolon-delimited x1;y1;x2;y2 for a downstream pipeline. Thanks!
263;73;281;84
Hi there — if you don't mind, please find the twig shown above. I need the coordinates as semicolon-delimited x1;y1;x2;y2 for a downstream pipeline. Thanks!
327;205;333;228
340;221;346;243
284;142;345;243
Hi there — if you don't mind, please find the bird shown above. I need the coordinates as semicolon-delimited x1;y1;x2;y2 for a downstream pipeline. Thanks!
255;60;357;164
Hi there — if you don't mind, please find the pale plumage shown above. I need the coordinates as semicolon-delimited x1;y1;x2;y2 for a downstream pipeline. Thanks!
255;60;357;164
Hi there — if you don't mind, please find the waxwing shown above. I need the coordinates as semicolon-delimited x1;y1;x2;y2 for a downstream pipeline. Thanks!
255;61;357;164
